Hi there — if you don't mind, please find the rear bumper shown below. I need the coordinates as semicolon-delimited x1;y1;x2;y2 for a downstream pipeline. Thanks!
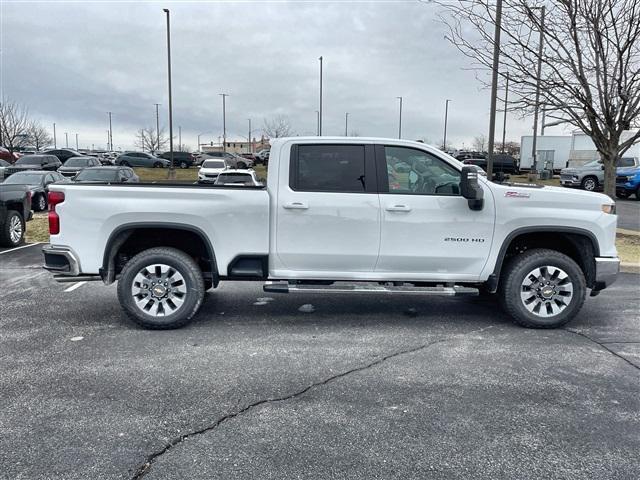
42;244;80;276
592;257;620;291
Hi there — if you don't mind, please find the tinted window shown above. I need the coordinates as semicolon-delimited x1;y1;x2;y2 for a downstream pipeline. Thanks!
202;160;226;168
74;169;118;181
617;157;636;167
292;145;366;193
216;173;252;184
4;172;46;184
16;156;44;165
65;157;91;167
384;146;460;195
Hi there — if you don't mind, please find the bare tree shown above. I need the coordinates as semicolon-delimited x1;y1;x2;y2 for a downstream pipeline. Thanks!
263;115;293;138
472;134;487;152
28;121;53;150
435;0;640;197
0;99;31;151
135;127;168;153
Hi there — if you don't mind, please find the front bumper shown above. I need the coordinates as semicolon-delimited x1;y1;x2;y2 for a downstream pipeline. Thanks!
560;178;581;187
592;257;620;291
42;244;80;276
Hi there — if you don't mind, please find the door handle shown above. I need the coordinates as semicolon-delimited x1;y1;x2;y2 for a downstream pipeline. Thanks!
386;204;411;212
283;201;309;210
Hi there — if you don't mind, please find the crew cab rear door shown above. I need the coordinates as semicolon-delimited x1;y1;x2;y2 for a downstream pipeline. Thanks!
375;144;495;279
274;143;380;275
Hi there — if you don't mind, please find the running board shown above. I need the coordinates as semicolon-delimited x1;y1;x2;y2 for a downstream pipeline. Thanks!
263;281;478;296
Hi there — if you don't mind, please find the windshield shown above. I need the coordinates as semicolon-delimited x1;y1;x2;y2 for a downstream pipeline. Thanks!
202;160;225;168
216;173;252;184
16;156;44;165
64;157;91;167
3;172;44;184
75;169;117;181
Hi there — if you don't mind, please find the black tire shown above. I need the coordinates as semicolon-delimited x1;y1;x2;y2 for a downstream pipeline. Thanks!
34;194;47;212
581;176;598;191
0;210;25;248
179;161;188;169
153;162;163;168
499;248;586;329
616;190;631;199
117;247;205;329
121;161;131;167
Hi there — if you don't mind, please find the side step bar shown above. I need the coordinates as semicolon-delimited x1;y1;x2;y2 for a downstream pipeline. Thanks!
263;281;478;296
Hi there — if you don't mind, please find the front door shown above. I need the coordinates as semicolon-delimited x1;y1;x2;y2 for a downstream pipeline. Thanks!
376;145;494;280
275;143;380;276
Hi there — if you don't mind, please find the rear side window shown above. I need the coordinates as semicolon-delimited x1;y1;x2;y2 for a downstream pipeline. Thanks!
617;157;635;167
291;144;366;193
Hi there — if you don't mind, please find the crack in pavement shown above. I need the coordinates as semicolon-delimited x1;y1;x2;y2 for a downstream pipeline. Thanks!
130;325;494;478
565;329;640;371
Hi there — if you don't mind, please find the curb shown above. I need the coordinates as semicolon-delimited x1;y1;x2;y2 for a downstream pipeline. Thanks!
621;262;640;274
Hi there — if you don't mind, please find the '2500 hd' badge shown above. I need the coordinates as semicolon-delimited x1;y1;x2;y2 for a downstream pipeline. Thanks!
505;191;531;198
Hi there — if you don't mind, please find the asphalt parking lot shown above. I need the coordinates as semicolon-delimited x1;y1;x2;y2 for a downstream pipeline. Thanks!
1;245;639;480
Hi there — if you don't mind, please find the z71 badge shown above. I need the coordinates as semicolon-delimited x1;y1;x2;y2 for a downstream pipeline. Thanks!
505;191;530;198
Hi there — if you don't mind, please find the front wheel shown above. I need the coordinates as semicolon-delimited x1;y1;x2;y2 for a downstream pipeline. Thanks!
500;248;586;328
153;162;163;168
581;176;598;191
616;190;631;199
117;247;205;329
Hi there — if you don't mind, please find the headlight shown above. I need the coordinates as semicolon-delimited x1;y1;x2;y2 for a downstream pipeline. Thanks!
601;204;616;215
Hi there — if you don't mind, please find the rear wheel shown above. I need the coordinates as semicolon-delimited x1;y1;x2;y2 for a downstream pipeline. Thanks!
121;161;131;167
153;162;163;168
0;210;24;248
117;247;205;329
500;248;586;328
179;161;188;169
581;176;598;191
34;194;47;212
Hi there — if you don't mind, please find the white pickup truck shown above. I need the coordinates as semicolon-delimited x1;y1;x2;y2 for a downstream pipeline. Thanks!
42;137;620;330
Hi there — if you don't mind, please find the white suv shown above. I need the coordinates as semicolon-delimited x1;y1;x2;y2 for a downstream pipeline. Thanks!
197;159;227;183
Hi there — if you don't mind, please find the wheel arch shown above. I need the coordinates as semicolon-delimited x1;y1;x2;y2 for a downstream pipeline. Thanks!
100;222;219;286
486;226;599;292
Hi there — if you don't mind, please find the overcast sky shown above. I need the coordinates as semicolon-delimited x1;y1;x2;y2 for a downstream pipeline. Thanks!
1;0;566;151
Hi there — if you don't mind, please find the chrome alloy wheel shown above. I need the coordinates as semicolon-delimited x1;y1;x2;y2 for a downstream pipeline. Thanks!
131;263;187;317
9;215;23;244
520;266;574;318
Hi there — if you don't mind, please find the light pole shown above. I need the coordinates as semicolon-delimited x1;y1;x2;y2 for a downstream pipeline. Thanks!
318;56;323;136
344;112;349;136
153;103;161;153
315;110;320;136
65;132;68;148
219;93;229;152
75;133;78;151
162;8;175;178
197;132;211;153
106;130;110;150
485;0;503;179
53;123;57;148
443;99;451;151
396;96;403;139
178;125;182;151
107;112;113;151
501;72;509;153
530;5;546;175
248;119;252;153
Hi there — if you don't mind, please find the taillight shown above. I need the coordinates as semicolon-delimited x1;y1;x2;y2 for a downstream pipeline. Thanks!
48;191;65;235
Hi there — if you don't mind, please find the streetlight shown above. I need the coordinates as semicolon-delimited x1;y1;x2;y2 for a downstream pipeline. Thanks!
318;56;323;136
65;132;68;148
344;112;349;136
529;5;545;176
443;99;452;151
197;132;211;153
219;93;229;152
107;112;113;151
248;119;252;153
485;0;503;179
502;72;509;153
75;133;79;151
154;103;161;153
162;8;175;178
396;96;403;139
178;125;182;151
315;110;320;136
53;123;57;149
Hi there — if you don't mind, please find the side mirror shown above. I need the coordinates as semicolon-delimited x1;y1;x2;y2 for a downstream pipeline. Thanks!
460;166;484;211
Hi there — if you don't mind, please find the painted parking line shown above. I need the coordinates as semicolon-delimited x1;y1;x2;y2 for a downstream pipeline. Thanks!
0;242;43;255
64;281;86;292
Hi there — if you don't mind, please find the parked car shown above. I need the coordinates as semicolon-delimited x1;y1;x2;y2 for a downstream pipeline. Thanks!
2;170;68;211
461;154;519;174
159;151;195;169
115;152;170;168
5;154;62;177
57;156;103;177
0;184;32;247
43;149;84;163
43;137;618;331
0;159;11;181
73;166;140;183
214;169;263;186
255;149;270;164
560;157;639;192
616;166;640;200
203;151;253;169
197;159;227;183
0;147;16;164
